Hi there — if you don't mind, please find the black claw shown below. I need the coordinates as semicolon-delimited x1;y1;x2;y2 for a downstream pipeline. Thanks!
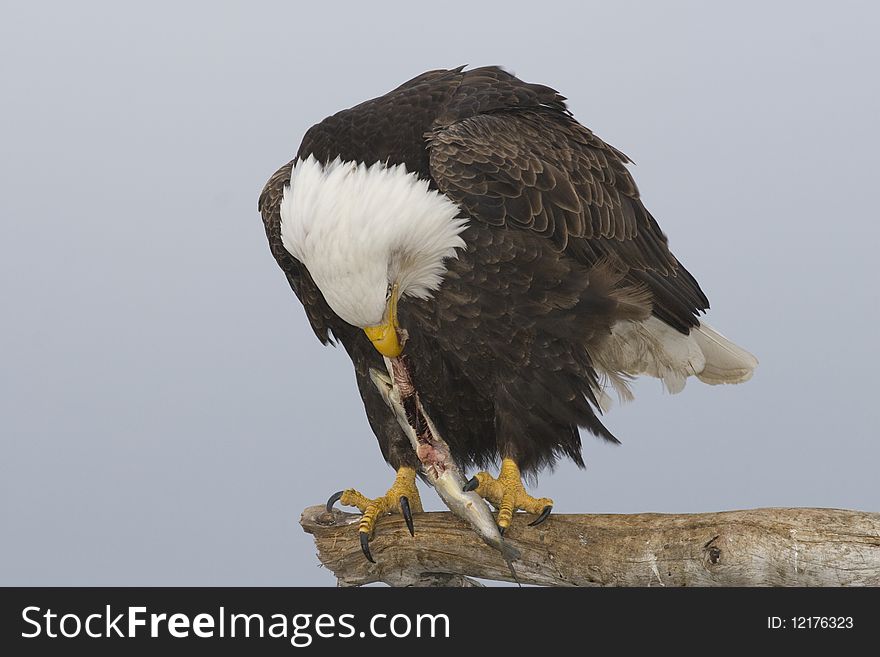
359;531;375;563
326;490;344;514
528;505;553;527
499;525;506;536
400;496;415;537
463;476;479;492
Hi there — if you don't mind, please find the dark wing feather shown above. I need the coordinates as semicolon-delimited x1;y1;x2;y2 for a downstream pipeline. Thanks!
432;66;569;127
427;109;709;332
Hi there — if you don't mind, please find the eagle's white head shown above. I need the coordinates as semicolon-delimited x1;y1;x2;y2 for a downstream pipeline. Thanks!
279;156;468;356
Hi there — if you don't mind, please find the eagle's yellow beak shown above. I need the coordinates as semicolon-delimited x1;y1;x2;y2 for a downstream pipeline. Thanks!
364;286;402;358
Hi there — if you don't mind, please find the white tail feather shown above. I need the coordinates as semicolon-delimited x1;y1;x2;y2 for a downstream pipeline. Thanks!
592;317;757;404
692;323;758;385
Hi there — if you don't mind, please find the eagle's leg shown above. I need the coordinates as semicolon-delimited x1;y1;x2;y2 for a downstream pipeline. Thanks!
465;458;553;533
326;466;423;563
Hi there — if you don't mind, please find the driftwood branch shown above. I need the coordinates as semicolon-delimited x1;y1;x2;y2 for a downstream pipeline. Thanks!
301;505;880;586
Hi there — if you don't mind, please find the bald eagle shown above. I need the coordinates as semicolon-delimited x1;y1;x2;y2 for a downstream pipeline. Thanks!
259;66;756;557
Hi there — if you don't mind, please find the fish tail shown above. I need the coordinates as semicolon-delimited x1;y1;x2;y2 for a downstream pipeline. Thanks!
500;539;521;586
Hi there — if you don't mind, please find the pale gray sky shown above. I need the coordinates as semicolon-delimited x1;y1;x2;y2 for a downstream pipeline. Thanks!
1;1;877;585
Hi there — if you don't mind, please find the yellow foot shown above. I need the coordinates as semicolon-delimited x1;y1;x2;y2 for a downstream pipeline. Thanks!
326;466;423;563
464;458;553;533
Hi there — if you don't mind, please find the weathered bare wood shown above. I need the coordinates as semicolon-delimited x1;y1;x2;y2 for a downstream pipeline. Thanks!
300;505;880;586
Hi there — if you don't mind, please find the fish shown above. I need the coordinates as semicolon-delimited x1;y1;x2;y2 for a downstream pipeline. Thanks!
369;356;521;575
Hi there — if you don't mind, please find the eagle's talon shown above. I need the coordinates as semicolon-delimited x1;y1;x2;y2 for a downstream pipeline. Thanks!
326;490;345;514
359;531;375;563
529;505;553;527
400;495;415;536
333;467;423;561
470;458;554;532
463;476;479;492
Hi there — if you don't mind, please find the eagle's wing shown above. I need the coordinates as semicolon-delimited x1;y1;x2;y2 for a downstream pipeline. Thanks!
427;109;709;332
